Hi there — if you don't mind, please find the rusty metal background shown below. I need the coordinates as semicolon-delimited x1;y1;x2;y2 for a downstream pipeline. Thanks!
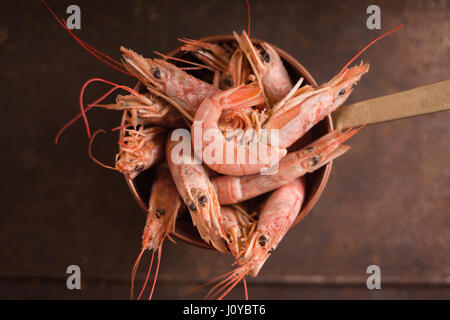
0;0;449;299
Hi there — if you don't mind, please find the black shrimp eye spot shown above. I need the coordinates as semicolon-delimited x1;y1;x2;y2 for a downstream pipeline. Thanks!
135;164;144;172
155;209;165;217
188;202;197;211
338;89;346;96
198;195;207;206
258;235;268;247
268;248;274;254
260;50;270;63
153;68;161;79
224;240;230;251
310;155;320;166
224;76;233;87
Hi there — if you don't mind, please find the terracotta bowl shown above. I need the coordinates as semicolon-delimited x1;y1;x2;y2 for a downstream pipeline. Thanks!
123;35;333;250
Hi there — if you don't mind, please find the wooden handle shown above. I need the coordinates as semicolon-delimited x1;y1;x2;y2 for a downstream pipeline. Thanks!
331;80;450;129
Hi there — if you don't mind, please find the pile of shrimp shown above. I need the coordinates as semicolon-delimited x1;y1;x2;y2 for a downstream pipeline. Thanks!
44;0;402;300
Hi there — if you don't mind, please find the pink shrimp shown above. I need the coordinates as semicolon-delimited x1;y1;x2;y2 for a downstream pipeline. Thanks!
192;83;287;176
234;30;293;104
213;127;361;204
131;164;182;300
205;178;306;300
115;124;166;178
120;47;221;120
192;63;369;176
264;63;369;148
166;131;230;253
220;205;256;257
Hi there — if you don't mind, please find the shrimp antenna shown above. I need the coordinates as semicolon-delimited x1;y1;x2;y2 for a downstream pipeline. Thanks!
88;129;118;171
204;223;250;300
205;262;251;300
56;78;139;143
130;247;147;299
55;82;140;144
148;240;164;300
246;0;251;37
41;0;133;76
339;24;404;74
153;51;213;70
183;224;249;299
136;249;156;300
182;269;236;298
336;123;368;145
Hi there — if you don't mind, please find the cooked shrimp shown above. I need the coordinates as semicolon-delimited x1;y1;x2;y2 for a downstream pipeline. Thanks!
264;63;369;148
234;30;292;104
213;127;363;204
192;83;288;176
116;124;166;178
131;164;182;300
166;131;230;253
192;59;368;176
205;178;306;300
120;47;220;120
220;206;256;257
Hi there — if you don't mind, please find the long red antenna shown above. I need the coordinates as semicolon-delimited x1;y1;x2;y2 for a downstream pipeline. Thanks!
130;248;146;299
243;276;248;300
137;250;156;300
41;0;133;76
55;78;139;144
339;24;404;74
246;0;251;37
148;245;163;300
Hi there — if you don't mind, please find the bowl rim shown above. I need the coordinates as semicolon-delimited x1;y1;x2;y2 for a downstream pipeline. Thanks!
123;34;334;249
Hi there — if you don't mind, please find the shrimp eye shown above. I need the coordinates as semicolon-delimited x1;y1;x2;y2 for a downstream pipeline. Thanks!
188;202;197;211
153;67;161;79
338;89;346;96
260;50;270;63
198;195;207;206
224;75;233;87
135;164;145;172
155;208;165;218
258;235;268;247
223;239;230;251
310;155;319;166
